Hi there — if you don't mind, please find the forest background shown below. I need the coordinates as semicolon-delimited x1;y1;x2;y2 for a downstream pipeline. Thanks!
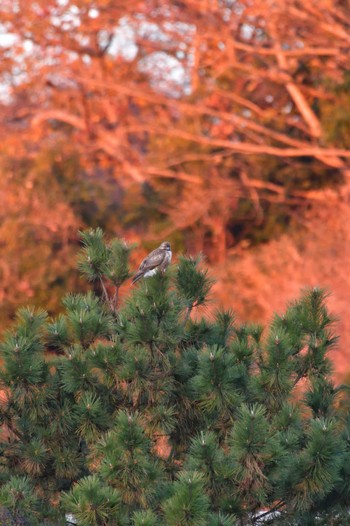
1;0;350;377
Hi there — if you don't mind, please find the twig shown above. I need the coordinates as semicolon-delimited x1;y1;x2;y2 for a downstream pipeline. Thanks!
183;303;195;327
4;418;24;441
252;501;285;524
99;277;110;305
112;285;120;314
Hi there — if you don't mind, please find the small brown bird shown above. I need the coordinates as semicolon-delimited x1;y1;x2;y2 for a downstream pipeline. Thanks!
132;242;172;284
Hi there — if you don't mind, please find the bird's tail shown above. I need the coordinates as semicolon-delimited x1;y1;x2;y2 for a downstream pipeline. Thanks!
132;272;143;284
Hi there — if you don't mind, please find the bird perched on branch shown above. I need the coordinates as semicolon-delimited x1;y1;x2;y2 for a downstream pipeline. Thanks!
132;242;172;284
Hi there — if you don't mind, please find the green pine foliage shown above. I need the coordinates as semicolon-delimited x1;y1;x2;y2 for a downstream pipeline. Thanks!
163;471;209;526
0;475;41;525
61;475;122;526
0;229;350;525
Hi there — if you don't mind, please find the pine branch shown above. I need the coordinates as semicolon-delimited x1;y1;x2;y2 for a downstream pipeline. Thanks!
183;303;194;327
112;285;120;315
252;501;285;524
3;417;24;442
99;276;110;305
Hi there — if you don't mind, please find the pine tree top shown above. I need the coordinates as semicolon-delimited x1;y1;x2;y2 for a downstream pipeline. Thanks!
0;229;349;526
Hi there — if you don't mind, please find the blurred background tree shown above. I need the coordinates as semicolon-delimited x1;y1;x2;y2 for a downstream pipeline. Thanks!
0;0;350;341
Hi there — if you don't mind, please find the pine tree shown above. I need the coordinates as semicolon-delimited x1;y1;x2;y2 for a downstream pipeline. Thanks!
0;229;350;525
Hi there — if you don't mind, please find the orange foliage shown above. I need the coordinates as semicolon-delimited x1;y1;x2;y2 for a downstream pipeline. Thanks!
212;187;350;379
1;0;350;192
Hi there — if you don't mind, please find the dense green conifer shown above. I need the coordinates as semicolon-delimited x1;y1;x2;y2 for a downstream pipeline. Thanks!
0;229;349;525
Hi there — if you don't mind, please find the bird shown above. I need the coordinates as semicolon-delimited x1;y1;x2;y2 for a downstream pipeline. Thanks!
132;241;172;284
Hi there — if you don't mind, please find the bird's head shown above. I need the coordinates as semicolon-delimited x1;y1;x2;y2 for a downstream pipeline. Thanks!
160;241;171;251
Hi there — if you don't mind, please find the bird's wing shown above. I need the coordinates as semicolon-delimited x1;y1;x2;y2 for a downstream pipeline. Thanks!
138;248;165;273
